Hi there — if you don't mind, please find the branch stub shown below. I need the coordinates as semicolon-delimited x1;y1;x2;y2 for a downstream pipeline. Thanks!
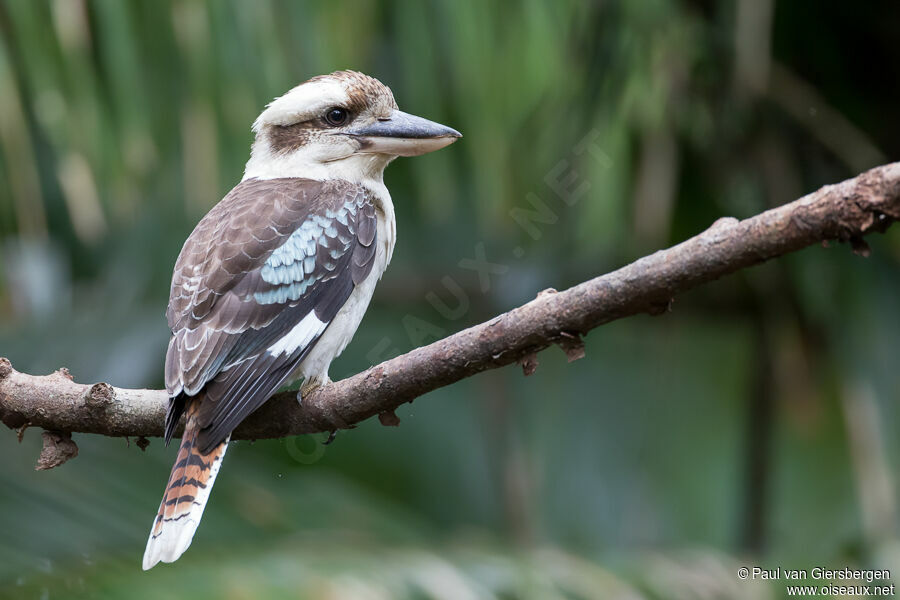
0;357;11;380
518;353;539;376
84;382;116;410
35;431;79;470
378;410;400;427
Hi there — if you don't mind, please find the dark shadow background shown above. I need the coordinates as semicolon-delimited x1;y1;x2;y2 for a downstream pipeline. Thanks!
1;1;899;598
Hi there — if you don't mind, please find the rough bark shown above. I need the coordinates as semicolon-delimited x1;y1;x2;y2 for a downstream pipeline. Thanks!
2;163;898;458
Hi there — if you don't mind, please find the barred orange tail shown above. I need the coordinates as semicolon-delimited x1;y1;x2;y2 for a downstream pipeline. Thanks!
142;405;228;570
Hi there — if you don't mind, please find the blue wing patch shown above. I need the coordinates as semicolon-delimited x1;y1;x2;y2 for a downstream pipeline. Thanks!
254;200;362;305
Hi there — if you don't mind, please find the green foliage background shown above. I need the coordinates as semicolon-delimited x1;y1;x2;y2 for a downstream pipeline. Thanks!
1;1;899;598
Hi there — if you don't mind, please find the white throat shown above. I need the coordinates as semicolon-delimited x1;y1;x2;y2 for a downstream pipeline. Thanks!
243;138;392;184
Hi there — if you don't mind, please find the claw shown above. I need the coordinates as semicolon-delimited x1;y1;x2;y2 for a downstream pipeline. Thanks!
299;374;331;398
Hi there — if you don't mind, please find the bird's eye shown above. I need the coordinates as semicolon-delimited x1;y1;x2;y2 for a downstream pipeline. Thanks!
324;107;349;127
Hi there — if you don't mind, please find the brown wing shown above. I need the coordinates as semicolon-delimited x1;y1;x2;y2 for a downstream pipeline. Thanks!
163;177;378;452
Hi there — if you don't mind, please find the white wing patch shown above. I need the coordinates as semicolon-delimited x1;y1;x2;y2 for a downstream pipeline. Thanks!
266;311;327;356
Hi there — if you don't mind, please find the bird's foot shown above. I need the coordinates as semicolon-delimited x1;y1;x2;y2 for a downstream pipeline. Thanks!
296;376;343;444
295;375;332;406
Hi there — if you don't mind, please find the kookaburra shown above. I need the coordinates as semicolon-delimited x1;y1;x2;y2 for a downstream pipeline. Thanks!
143;71;460;569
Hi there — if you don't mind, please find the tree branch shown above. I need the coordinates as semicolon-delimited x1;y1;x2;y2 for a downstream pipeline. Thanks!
2;163;899;453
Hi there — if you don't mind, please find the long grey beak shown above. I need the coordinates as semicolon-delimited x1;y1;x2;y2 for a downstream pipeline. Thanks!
347;110;461;157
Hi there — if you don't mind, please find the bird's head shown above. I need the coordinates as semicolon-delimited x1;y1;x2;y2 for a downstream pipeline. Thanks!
244;71;460;182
